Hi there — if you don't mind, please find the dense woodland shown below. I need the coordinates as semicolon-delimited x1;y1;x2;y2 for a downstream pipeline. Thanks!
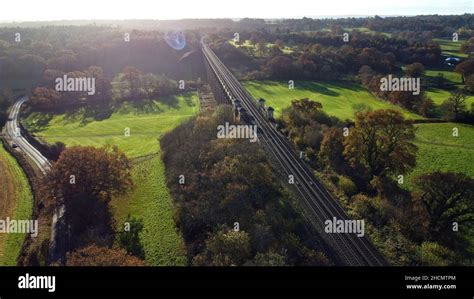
161;106;332;266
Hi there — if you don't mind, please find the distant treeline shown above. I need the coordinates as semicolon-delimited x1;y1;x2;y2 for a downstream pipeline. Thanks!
0;26;204;85
1;14;472;36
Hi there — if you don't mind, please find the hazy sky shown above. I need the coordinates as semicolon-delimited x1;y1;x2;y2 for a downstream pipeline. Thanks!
1;0;472;21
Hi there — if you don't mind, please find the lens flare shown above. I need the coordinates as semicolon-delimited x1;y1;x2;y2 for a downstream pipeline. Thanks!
164;30;186;50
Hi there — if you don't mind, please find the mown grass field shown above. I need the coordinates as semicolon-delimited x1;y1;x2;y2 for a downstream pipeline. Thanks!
25;93;199;159
0;145;33;266
244;80;422;120
425;69;463;85
425;88;474;106
433;38;470;58
24;92;199;265
405;122;474;188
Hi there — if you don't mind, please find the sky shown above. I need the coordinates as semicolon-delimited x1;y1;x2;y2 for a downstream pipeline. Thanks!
0;0;472;22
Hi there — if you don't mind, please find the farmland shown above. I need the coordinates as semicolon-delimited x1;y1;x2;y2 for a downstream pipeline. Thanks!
110;155;187;266
23;92;199;265
406;122;474;188
0;146;33;266
24;93;199;158
426;88;474;106
244;80;422;120
433;38;470;58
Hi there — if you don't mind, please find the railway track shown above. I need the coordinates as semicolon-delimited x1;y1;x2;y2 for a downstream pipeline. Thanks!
203;44;387;266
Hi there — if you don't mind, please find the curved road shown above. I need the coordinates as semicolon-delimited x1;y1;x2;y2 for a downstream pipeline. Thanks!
6;96;65;263
6;96;51;174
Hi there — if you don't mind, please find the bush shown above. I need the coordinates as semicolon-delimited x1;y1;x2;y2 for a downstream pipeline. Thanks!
419;242;457;266
339;175;357;197
118;215;145;259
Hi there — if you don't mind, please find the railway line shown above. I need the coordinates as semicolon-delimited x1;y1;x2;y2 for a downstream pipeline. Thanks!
203;44;387;266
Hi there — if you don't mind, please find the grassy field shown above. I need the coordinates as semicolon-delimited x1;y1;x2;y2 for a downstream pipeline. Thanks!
433;38;470;58
405;122;474;188
229;40;294;55
244;80;422;120
25;93;199;159
424;69;463;85
110;155;187;266
426;88;474;106
0;146;33;266
344;27;392;38
24;92;199;265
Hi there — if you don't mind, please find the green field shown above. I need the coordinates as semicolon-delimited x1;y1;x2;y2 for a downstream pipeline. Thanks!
344;27;392;38
405;122;474;188
426;88;474;106
433;38;470;58
244;80;422;120
25;93;199;159
229;40;294;55
425;69;463;85
110;155;187;266
0;146;33;266
24;93;199;265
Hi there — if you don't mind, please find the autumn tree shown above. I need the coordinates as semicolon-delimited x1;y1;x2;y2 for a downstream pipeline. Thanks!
466;74;474;93
343;109;417;182
85;66;111;103
417;97;436;118
46;146;132;251
419;242;457;266
256;40;267;57
47;49;78;72
193;229;252;266
251;251;287;266
404;62;425;77
41;69;64;88
454;59;474;84
319;127;345;172
0;90;11;127
274;39;285;49
140;73;158;99
266;56;293;79
281;99;339;162
48;145;132;202
30;87;61;110
414;172;474;243
440;91;467;121
66;245;145;266
120;66;143;100
460;37;474;55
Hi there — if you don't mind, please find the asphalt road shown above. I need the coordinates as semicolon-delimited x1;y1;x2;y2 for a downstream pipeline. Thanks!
6;96;51;174
5;96;65;263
